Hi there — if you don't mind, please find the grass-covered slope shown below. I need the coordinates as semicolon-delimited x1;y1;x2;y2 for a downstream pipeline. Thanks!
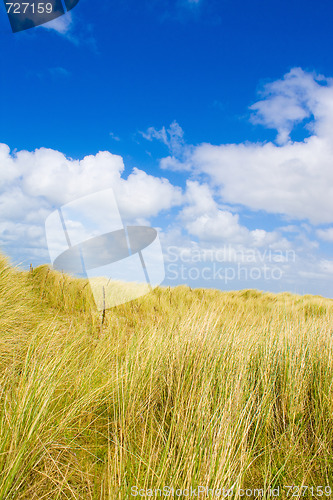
1;253;333;499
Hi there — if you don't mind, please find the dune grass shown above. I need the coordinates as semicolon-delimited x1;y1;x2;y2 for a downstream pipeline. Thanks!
1;253;333;498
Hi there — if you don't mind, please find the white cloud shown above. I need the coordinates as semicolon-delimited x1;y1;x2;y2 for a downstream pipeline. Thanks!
3;67;333;296
0;146;182;260
163;68;333;225
41;12;97;50
16;149;124;205
249;68;321;145
317;227;333;242
141;120;185;157
142;120;194;171
180;181;290;248
42;12;73;35
118;168;182;220
160;155;193;171
190;136;333;224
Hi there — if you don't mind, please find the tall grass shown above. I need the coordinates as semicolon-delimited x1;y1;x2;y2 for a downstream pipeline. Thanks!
0;253;333;498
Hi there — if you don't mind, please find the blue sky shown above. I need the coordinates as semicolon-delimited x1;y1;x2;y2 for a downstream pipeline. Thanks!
1;0;333;297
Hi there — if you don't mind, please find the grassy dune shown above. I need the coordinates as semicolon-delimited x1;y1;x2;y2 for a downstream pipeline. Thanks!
1;253;333;498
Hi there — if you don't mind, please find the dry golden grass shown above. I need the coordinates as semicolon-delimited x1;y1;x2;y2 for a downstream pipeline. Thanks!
1;253;333;498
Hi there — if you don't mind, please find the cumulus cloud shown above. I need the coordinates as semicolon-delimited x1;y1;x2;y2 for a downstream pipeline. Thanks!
190;136;333;224
162;68;333;225
180;181;289;248
249;67;322;145
1;146;182;214
0;145;182;261
119;168;182;220
2;67;333;295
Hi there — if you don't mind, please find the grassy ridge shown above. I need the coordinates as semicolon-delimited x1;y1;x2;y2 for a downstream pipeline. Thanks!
1;253;333;498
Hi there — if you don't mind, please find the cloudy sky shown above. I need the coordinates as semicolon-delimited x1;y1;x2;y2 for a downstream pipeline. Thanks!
1;0;333;297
